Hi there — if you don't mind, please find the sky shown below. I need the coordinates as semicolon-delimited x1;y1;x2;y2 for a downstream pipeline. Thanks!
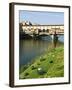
19;10;64;25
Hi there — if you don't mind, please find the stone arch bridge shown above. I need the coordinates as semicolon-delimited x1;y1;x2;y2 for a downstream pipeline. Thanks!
21;24;64;38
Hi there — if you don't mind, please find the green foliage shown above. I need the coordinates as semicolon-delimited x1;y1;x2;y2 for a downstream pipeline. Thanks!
49;60;53;63
40;58;46;62
37;62;40;65
25;72;29;76
19;65;28;74
20;46;64;79
31;66;37;70
37;68;46;75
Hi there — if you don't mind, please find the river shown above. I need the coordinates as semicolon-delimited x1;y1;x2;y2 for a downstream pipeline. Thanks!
19;35;64;67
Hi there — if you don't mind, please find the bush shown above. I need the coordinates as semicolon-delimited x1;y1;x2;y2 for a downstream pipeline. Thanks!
37;68;46;75
31;66;36;70
49;60;53;63
25;72;29;76
40;58;46;62
20;65;28;73
23;77;26;79
37;63;40;65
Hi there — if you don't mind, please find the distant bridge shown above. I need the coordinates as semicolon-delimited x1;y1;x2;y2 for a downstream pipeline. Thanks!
20;24;64;39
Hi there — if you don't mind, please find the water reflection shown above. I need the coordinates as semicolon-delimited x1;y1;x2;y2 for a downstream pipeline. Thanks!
19;35;64;66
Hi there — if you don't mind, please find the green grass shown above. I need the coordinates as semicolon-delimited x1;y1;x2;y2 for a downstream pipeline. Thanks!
19;46;64;79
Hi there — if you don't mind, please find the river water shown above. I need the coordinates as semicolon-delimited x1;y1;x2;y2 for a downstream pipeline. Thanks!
19;35;64;67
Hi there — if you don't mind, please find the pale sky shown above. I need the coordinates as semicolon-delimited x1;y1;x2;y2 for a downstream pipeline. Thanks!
19;10;64;25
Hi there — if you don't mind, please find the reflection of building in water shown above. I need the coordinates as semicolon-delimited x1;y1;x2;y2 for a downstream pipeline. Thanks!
53;31;58;48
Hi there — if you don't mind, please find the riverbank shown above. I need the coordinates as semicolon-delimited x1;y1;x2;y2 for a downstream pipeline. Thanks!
19;46;64;79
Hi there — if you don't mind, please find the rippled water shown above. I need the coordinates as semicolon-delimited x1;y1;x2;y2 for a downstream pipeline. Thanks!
19;35;64;66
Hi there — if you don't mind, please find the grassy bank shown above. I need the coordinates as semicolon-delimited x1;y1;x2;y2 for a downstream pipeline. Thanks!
19;46;64;79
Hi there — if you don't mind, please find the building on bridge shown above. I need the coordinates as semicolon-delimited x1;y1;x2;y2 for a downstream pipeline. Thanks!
20;23;64;35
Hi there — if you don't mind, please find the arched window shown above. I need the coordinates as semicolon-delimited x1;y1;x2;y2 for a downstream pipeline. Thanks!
38;29;41;32
46;29;49;32
43;29;45;32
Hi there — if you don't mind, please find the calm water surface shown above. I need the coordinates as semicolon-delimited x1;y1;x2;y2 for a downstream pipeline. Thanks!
19;35;64;66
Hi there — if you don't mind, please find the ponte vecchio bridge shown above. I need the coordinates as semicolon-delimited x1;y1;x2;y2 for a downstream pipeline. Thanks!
21;24;64;38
